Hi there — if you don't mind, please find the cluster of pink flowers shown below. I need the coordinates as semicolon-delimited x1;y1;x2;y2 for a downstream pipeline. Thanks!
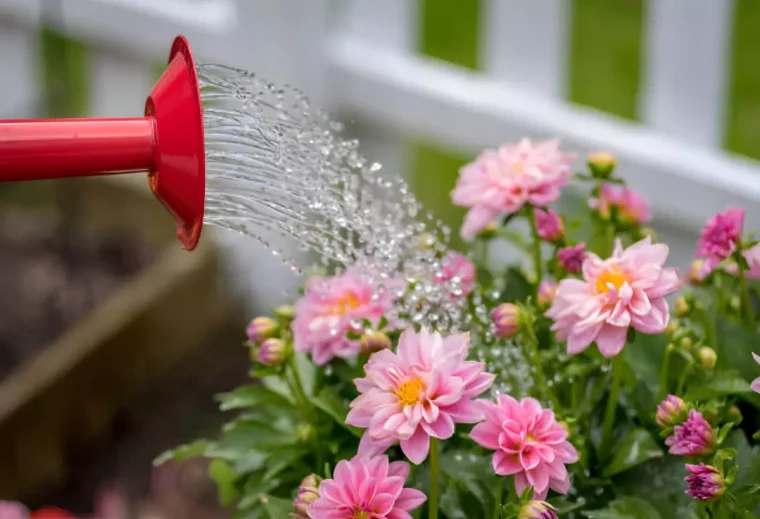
291;268;396;365
546;237;681;357
451;139;575;238
695;207;745;277
589;184;651;224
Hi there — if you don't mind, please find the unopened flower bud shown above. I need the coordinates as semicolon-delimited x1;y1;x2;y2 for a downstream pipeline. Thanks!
535;209;565;243
727;405;743;425
275;305;296;321
730;295;741;312
688;259;706;285
587;152;616;179
477;221;498;240
698;347;717;369
557;243;586;273
258;338;286;366
246;316;279;344
656;395;689;429
679;336;693;352
685;463;725;501
667;410;715;457
291;474;321;518
518;500;558;519
360;331;392;354
666;321;680;339
537;281;558;307
674;297;691;317
492;303;520;339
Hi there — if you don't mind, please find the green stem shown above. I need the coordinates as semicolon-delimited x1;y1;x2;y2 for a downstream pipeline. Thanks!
491;476;503;519
287;354;312;418
429;438;440;519
658;345;673;401
524;325;561;410
604;223;616;257
695;304;717;350
601;356;624;456
676;360;694;395
736;255;756;329
481;239;491;272
527;206;543;290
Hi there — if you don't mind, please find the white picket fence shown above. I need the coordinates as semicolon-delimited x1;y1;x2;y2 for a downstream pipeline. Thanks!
0;0;758;308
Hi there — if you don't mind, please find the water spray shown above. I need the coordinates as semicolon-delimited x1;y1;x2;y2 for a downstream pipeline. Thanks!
0;35;205;250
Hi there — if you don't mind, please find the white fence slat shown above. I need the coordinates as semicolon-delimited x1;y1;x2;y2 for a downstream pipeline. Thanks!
481;0;568;98
641;0;734;147
90;49;156;117
0;22;39;118
342;0;418;50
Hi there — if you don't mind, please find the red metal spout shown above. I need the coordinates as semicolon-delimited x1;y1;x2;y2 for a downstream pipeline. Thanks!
0;35;205;250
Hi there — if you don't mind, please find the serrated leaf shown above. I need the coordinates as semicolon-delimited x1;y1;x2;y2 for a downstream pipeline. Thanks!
153;439;208;466
582;497;663;518
603;428;663;477
311;387;363;437
216;385;292;411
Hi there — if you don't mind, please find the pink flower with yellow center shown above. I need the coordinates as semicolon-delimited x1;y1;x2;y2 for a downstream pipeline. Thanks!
589;184;651;224
452;139;576;238
546;237;681;357
696;207;745;277
292;269;395;365
346;328;495;464
434;251;476;297
307;455;426;519
471;395;578;500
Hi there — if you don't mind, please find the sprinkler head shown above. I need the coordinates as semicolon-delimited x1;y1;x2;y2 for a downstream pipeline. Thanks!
145;35;206;250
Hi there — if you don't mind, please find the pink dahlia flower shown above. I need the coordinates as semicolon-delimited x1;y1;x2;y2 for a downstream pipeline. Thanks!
589;184;651;224
684;463;725;501
535;208;565;243
347;327;495;464
752;352;760;394
696;207;745;276
452;139;576;238
434;251;476;297
556;243;586;273
308;455;426;519
292;269;395;365
471;395;578;500
546;237;681;358
666;410;715;457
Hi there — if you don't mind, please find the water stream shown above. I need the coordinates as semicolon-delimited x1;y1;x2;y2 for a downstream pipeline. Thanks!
197;64;532;393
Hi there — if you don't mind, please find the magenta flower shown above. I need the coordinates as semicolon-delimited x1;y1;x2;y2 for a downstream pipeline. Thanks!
655;395;688;429
434;251;476;297
519;501;558;519
666;410;715;457
752;352;760;394
492;303;520;339
684;463;725;501
246;316;278;344
696;207;745;276
537;281;558;307
535;208;565;243
258;338;285;366
470;395;578;500
292;269;395;365
556;243;586;273
589;184;651;224
546;237;681;358
347;328;495;464
452;139;575;238
308;455;426;519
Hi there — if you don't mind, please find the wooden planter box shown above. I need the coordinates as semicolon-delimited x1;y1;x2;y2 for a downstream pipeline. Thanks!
0;177;231;500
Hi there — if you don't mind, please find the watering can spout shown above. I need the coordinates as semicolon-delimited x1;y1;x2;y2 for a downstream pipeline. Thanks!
0;35;205;250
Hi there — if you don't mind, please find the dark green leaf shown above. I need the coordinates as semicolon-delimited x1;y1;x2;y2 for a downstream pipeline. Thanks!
153;439;208;466
603;428;663;477
311;387;363;437
684;370;751;401
208;459;239;505
264;447;309;480
611;456;693;517
216;385;292;411
582;497;663;518
500;266;533;303
294;352;317;397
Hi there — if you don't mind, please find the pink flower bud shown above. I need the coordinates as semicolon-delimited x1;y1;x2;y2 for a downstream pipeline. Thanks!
587;152;616;179
557;243;586;273
537;281;558;307
258;338;286;366
656;395;688;429
246;316;279;344
291;474;321;518
685;463;725;501
492;303;520;339
535;208;564;243
518;500;558;519
665;410;715;457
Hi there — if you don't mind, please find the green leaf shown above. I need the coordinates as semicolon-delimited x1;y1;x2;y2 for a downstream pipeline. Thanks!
611;456;694;517
603;428;663;477
684;370;751;401
500;266;533;303
260;495;294;518
216;385;292;411
208;459;239;505
582;497;663;519
215;418;298;459
294;352;317;397
311;387;363;437
263;447;309;480
153;439;208;466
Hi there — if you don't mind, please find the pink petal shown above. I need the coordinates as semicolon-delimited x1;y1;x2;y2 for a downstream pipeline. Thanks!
752;376;760;394
493;451;523;476
388;461;410;480
421;412;455;439
368;493;395;516
471;422;501;449
400;427;430;465
595;324;628;358
445;400;485;423
394;488;427;511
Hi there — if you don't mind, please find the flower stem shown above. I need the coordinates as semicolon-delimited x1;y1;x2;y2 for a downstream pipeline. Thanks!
524;325;561;410
492;476;503;519
658;345;673;402
429;437;440;519
736;254;755;330
695;304;717;351
601;355;624;457
527;206;543;290
676;359;694;395
287;354;312;418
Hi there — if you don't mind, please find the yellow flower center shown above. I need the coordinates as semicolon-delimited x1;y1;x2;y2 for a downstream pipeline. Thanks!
595;267;629;293
394;377;425;407
354;511;370;519
326;293;361;315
